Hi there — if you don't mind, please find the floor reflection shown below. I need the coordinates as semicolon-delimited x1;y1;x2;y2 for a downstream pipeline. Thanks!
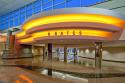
0;56;125;83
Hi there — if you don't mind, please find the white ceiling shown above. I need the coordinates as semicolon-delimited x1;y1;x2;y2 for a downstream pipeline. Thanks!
0;0;36;16
91;0;125;15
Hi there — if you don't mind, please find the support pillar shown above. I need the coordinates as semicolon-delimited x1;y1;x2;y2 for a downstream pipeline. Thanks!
95;42;102;69
5;30;12;50
2;30;14;59
47;43;52;76
56;48;59;61
74;48;77;63
43;46;45;61
48;43;52;61
64;46;67;63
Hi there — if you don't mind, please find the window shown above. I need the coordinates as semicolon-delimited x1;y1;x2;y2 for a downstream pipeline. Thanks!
9;12;14;20
20;7;26;24
33;6;41;14
43;7;52;11
0;23;4;30
20;14;25;24
43;0;51;4
54;3;65;9
10;20;14;27
20;17;25;24
33;0;41;14
20;7;26;14
67;0;81;7
26;10;32;18
54;0;65;5
43;1;52;9
14;17;19;26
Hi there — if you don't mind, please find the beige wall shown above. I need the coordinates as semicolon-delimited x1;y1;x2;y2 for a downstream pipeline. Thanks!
78;46;125;62
32;46;43;56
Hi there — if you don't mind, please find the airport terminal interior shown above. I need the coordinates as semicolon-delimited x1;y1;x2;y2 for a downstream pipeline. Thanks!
0;0;125;83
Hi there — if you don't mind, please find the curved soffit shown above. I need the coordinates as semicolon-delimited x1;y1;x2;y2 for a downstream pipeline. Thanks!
16;7;125;44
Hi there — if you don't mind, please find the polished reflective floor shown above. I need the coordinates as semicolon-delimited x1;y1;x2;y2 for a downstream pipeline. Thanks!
0;56;125;83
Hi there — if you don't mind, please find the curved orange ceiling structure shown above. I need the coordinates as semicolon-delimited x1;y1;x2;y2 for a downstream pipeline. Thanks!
15;12;125;44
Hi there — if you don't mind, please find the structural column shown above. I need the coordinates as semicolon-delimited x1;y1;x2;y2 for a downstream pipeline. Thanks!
64;46;67;63
2;30;13;59
48;43;52;61
42;46;45;61
95;42;102;69
5;30;12;50
56;48;59;61
47;43;52;76
74;48;77;63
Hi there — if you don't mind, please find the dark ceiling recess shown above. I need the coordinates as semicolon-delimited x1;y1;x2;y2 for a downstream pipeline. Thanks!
110;6;125;10
88;0;113;7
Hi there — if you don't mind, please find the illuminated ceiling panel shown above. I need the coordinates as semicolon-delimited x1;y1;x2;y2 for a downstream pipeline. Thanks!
15;7;125;43
16;13;125;38
19;29;113;43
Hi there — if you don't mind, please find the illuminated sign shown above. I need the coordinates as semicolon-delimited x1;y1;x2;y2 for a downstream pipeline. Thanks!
19;29;112;43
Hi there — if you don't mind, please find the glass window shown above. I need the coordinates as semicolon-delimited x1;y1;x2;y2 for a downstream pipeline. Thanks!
9;12;14;20
1;17;4;22
34;0;41;7
54;0;65;5
20;7;26;13
20;14;25;24
0;24;1;30
5;15;9;21
67;0;81;7
4;22;9;29
32;0;41;14
0;24;4;30
14;10;20;16
33;6;41;14
4;23;7;28
20;11;25;17
43;1;52;9
43;0;50;4
10;20;14;27
43;7;52;11
20;18;25;24
6;22;9;28
26;10;32;18
14;17;19;26
26;4;33;11
2;23;5;29
54;3;65;9
0;17;2;22
1;24;4;29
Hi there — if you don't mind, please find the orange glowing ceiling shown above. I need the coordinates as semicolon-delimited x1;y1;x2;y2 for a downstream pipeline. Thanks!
15;13;125;43
19;29;113;43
